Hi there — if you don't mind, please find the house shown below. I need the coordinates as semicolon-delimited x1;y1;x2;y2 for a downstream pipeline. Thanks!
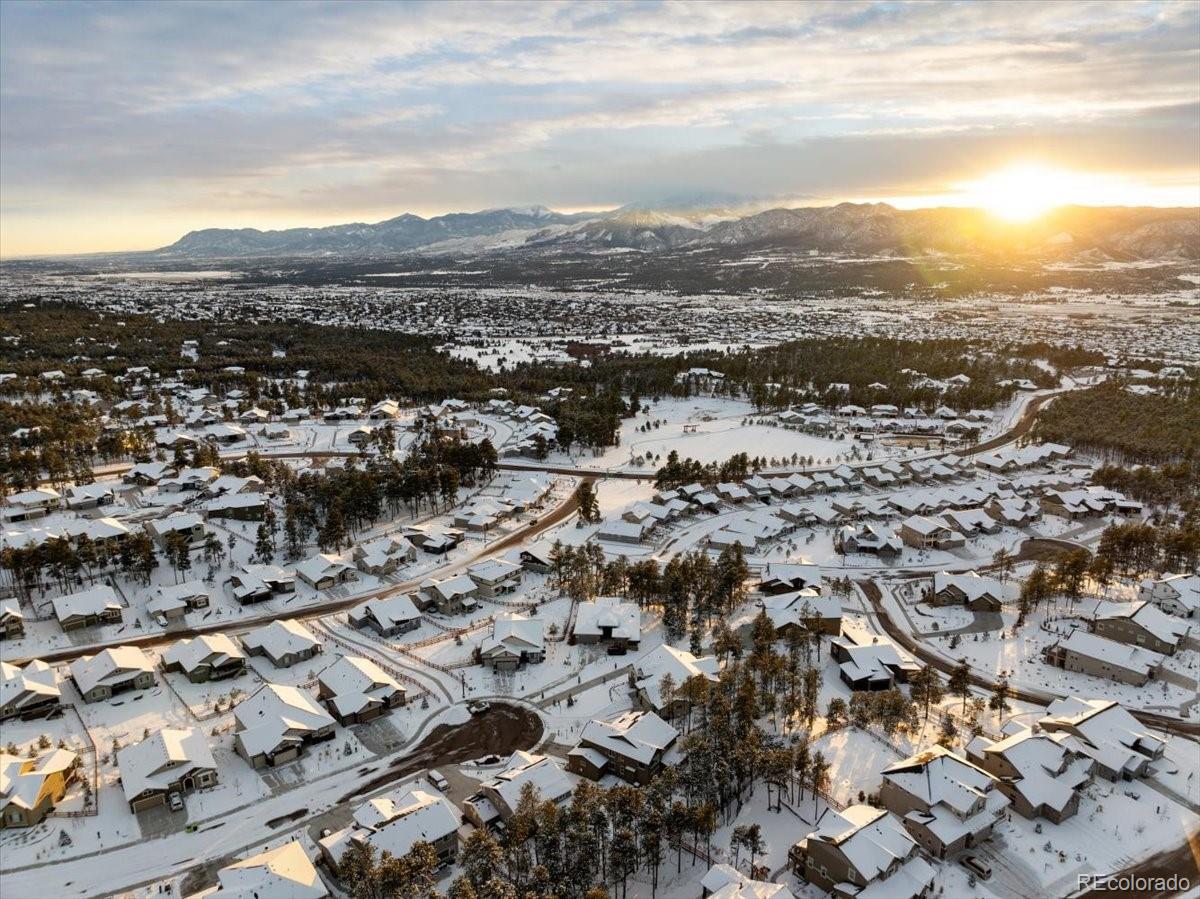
233;683;336;769
317;656;406;725
595;520;646;544
1;488;61;522
1043;629;1164;686
64;483;116;511
52;585;122;631
480;614;545;670
349;595;421;637
203;422;248;445
352;535;417;576
789;805;935;898
161;634;247;683
1092;601;1190;655
463;751;573;830
419;574;480;614
930;571;1004;612
158;466;219;493
700;864;793;899
205;491;268;521
572;596;641;653
145;512;210;549
368;399;401;420
567;709;678;786
70;646;156;702
519;544;555;574
147;580;211;623
319;784;460;874
631;644;719;717
346;425;376;448
0;660;61;721
985;496;1040;527
965;728;1093;822
758;590;843;637
404;525;464;555
831;626;920;691
468;558;523;597
205;474;266;497
939;507;1001;537
294;553;357;591
118;727;218;811
227;564;295;604
242;620;323;668
0;600;25;639
1;748;80;828
1139;574;1200;619
123;461;176;486
715;482;751;504
1038;697;1165;781
758;562;822;595
898;515;964;550
203;840;328;899
878;746;1009;858
835;524;903;557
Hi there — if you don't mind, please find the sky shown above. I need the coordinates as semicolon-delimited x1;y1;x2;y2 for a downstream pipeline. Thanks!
1;0;1198;256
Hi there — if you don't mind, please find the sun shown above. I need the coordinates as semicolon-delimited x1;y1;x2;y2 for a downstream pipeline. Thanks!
961;163;1085;223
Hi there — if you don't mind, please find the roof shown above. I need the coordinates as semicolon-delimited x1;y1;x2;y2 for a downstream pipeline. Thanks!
319;784;460;868
162;634;245;674
51;585;121;623
481;613;545;658
210;841;327;899
241;620;321;661
1;659;60;710
234;683;335;758
574;596;641;642
932;571;1004;604
480;751;573;814
1039;697;1166;776
70;646;153;695
701;864;793;899
881;746;1008;842
759;590;842;631
633;644;719;709
0;748;78;811
1098;601;1190;646
596;520;646;540
118;727;216;803
806;805;929;888
468;557;522;583
972;728;1092;814
578;709;677;766
294;553;353;583
1057;629;1165;676
355;594;420;629
318;656;404;717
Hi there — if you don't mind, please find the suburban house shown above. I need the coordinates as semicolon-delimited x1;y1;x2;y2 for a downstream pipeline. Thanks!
831;626;921;691
161;634;247;683
123;461;175;486
228;564;295;604
353;535;417;576
930;571;1004;612
758;562;823;595
145;512;210;549
789;804;935;898
700;864;793;899
1037;697;1166;781
571;596;642;653
966;728;1093;822
519;545;555;574
1;488;61;522
418;574;480;614
242;619;323;668
349;595;422;637
479;614;545;670
0;748;80;828
898;515;964;550
1092;601;1191;655
70;646;156;703
835;524;902;557
117;727;218;812
0;600;25;640
463;751;573;830
233;683;337;768
204;841;328;899
0;660;61;721
566;709;678;785
204;492;269;521
1043;629;1165;686
319;784;461;874
294;553;357;591
157;466;219;493
64;482;116;511
316;656;406;725
1138;574;1200;619
467;558;523;597
758;589;843;637
630;644;719;718
878;746;1009;858
147;580;211;623
51;585;123;631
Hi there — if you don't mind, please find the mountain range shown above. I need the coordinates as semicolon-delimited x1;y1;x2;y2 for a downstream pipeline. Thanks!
157;202;1200;261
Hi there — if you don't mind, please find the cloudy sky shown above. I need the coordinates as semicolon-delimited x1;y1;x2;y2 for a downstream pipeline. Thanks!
2;0;1198;255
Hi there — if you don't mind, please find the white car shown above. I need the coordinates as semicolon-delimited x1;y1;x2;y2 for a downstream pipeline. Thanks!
168;792;184;812
427;770;449;791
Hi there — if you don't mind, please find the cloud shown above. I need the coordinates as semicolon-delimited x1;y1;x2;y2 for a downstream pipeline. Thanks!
1;0;1197;254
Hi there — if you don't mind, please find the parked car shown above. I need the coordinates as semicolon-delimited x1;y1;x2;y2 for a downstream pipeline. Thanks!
168;792;184;812
467;700;490;715
961;856;991;880
428;770;449;791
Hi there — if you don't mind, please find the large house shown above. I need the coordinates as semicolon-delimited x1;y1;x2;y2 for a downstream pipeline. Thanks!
930;571;1004;612
758;562;823;595
567;709;678;786
1138;574;1200;620
572;596;642;653
835;524;902;557
1092;601;1190;655
51;585;122;631
0;600;25;640
966;728;1093;822
1037;697;1165;781
117;727;218;811
878;746;1009;858
1;488;61;522
228;564;295;604
631;644;719;718
294;553;357;591
898;515;964;550
353;535;417;576
233;683;336;768
161;634;247;683
1;748;80;828
242;619;323;668
1043;629;1165;686
70;646;156;702
349;595;422;637
831;626;921;691
319;785;460;874
145;512;210;549
758;589;842;637
204;841;328;899
467;558;523;597
790;804;935;898
700;864;793;899
418;574;480;615
147;580;211;623
479;614;545;671
0;660;61;721
316;656;406;725
463;751;573;830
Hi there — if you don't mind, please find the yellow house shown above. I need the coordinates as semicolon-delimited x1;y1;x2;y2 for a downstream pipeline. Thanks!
0;748;80;828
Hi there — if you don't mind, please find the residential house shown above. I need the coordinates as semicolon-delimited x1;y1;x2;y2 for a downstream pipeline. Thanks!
233;683;336;769
1138;574;1200;620
519;544;555;574
572;596;642;653
145;512;209;549
966;728;1093;822
418;574;480;615
205;491;269;521
118;727;218;811
631;644;719;718
700;864;793;899
70;646;156;702
353;535;417;576
317;656;406;725
52;585;122;631
930;571;1004;612
468;558;523;597
349;595;421;637
319;784;460;874
567;710;678;786
0;748;80;828
595;520;647;544
0;600;25;640
463;751;573;830
1092;601;1190;655
898;515;964;550
64;483;116;511
0;660;61;721
835;524;902;557
831;626;920;691
1043;630;1164;686
227;564;295;604
480;614;545;671
147;580;211;623
758;562;822;595
1037;697;1166;781
161;634;247;683
294;553;357;591
204;841;327;899
758;590;843;637
1;488;61;522
242;620;323;668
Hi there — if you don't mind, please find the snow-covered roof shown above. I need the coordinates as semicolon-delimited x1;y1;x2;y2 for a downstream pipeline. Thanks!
241;620;321;662
633;644;718;709
578;710;677;766
69;646;154;696
118;727;216;804
209;840;327;899
479;751;573;815
969;728;1092;815
0;748;78;811
1057;630;1165;677
317;656;404;718
162;634;245;675
701;864;793;899
0;659;60;712
354;594;420;630
805;805;932;892
319;784;459;868
294;553;353;583
51;585;121;623
234;684;335;758
1097;601;1190;646
481;613;545;658
932;571;1004;604
759;590;841;631
1039;697;1166;776
881;746;1008;842
574;596;641;642
468;557;522;584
